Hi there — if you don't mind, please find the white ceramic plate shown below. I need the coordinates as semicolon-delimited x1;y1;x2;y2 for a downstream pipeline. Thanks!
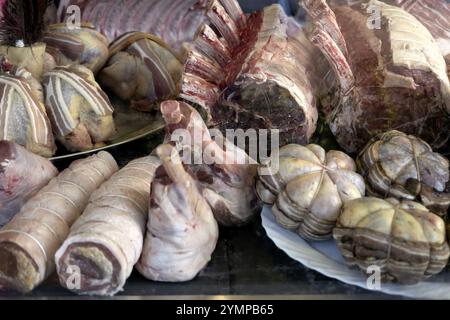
261;206;450;300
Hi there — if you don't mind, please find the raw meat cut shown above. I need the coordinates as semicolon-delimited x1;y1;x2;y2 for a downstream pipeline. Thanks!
98;32;182;112
327;0;450;72
0;141;58;227
57;0;209;52
0;151;118;293
257;143;365;240
137;144;218;282
0;59;56;157
303;0;450;153
43;23;109;74
180;1;321;146
56;155;160;296
43;65;115;152
161;100;258;226
334;197;450;284
357;130;450;215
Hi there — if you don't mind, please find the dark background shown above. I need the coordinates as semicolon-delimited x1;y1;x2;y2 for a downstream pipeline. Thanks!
51;0;301;16
238;0;299;15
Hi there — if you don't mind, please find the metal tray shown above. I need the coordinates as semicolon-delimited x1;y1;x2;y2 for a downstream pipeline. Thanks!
49;100;165;161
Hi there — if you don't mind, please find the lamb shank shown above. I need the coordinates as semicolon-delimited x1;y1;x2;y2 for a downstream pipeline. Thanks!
161;100;258;226
137;144;218;282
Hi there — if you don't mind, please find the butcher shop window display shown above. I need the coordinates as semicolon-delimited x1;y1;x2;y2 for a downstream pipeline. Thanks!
0;0;449;302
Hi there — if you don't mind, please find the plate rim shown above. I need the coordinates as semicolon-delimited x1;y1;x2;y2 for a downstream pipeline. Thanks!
49;122;165;161
261;206;450;300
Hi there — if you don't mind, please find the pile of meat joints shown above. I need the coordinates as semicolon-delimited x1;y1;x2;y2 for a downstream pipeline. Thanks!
0;99;257;296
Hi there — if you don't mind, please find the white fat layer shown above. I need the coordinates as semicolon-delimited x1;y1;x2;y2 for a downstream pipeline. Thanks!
436;38;450;58
373;0;450;109
130;41;177;92
235;5;318;135
46;76;76;136
55;156;160;296
55;76;76;132
45;70;112;116
2;87;14;140
0;77;50;144
0;86;5;123
0;152;117;286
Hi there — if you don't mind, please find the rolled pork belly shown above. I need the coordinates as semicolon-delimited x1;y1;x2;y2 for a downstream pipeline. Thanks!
0;151;118;293
55;156;160;296
0;141;58;227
